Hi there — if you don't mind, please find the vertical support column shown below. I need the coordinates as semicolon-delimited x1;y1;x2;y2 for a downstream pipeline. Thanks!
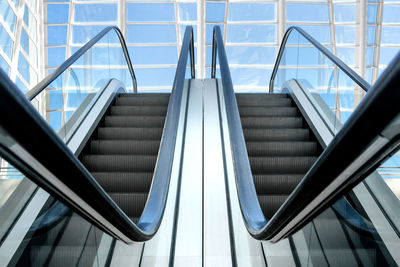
355;0;366;108
197;0;205;79
277;0;286;48
118;0;126;37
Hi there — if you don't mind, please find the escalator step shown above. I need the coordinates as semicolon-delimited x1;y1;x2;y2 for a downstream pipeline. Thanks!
237;98;292;107
258;195;289;220
97;127;163;140
116;96;170;106
239;107;298;117
90;140;160;155
240;117;303;129
90;172;153;193
249;156;317;174
119;93;170;98
81;155;157;172
243;128;310;141
253;174;304;194
108;193;148;219
111;106;168;116
236;93;288;100
104;116;166;128
246;141;318;157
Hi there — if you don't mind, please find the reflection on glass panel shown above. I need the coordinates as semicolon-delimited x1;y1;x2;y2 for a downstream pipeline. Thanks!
20;28;29;54
0;25;13;58
0;54;10;74
365;68;373;84
379;47;399;66
179;3;196;22
335;26;355;44
286;3;329;22
127;25;176;44
367;4;377;24
226;46;276;65
47;4;69;24
127;46;177;65
48;25;67;45
75;4;117;22
334;4;355;22
48;47;66;67
381;26;400;44
135;67;175;88
127;3;174;22
336;47;354;66
228;3;276;22
0;1;16;32
227;25;276;43
206;2;225;23
383;5;400;23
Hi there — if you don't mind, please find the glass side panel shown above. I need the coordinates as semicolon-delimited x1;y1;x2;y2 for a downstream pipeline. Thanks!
0;162;114;266
33;29;134;142
271;28;400;258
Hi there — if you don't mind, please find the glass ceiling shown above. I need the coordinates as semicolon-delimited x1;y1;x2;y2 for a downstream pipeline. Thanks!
43;0;400;93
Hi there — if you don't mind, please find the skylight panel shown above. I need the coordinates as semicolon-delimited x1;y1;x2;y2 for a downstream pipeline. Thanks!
335;26;355;44
228;3;276;22
72;25;119;44
127;25;176;44
135;68;176;88
0;25;13;58
227;25;276;44
226;46;276;65
367;26;376;45
47;47;65;67
127;46;178;65
381;26;400;44
0;1;16;33
383;5;400;23
180;25;197;42
48;25;67;45
367;5;377;24
179;3;197;22
47;4;69;24
75;4;117;22
336;47;355;66
379;47;400;66
127;3;175;22
206;2;225;23
286;3;329;23
334;4;355;23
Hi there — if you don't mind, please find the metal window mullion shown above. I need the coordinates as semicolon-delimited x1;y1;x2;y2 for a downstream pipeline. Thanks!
175;1;181;60
9;0;26;82
197;0;205;78
373;1;383;84
277;0;285;48
354;0;366;108
223;0;229;44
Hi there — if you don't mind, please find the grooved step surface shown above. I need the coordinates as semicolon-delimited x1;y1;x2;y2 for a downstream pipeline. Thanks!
90;140;160;155
237;93;321;220
240;117;303;129
97;127;163;140
80;93;170;225
104;116;166;128
246;142;318;157
108;193;149;219
239;107;298;117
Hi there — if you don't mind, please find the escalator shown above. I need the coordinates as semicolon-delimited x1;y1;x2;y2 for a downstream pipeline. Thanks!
236;93;321;220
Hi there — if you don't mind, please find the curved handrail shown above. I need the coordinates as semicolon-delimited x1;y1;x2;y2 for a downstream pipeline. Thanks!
212;24;400;241
0;26;195;243
269;26;371;93
26;26;137;100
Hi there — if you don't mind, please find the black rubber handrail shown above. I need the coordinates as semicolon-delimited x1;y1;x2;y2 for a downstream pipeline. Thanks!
0;26;195;243
212;24;400;241
269;26;371;93
26;26;137;100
